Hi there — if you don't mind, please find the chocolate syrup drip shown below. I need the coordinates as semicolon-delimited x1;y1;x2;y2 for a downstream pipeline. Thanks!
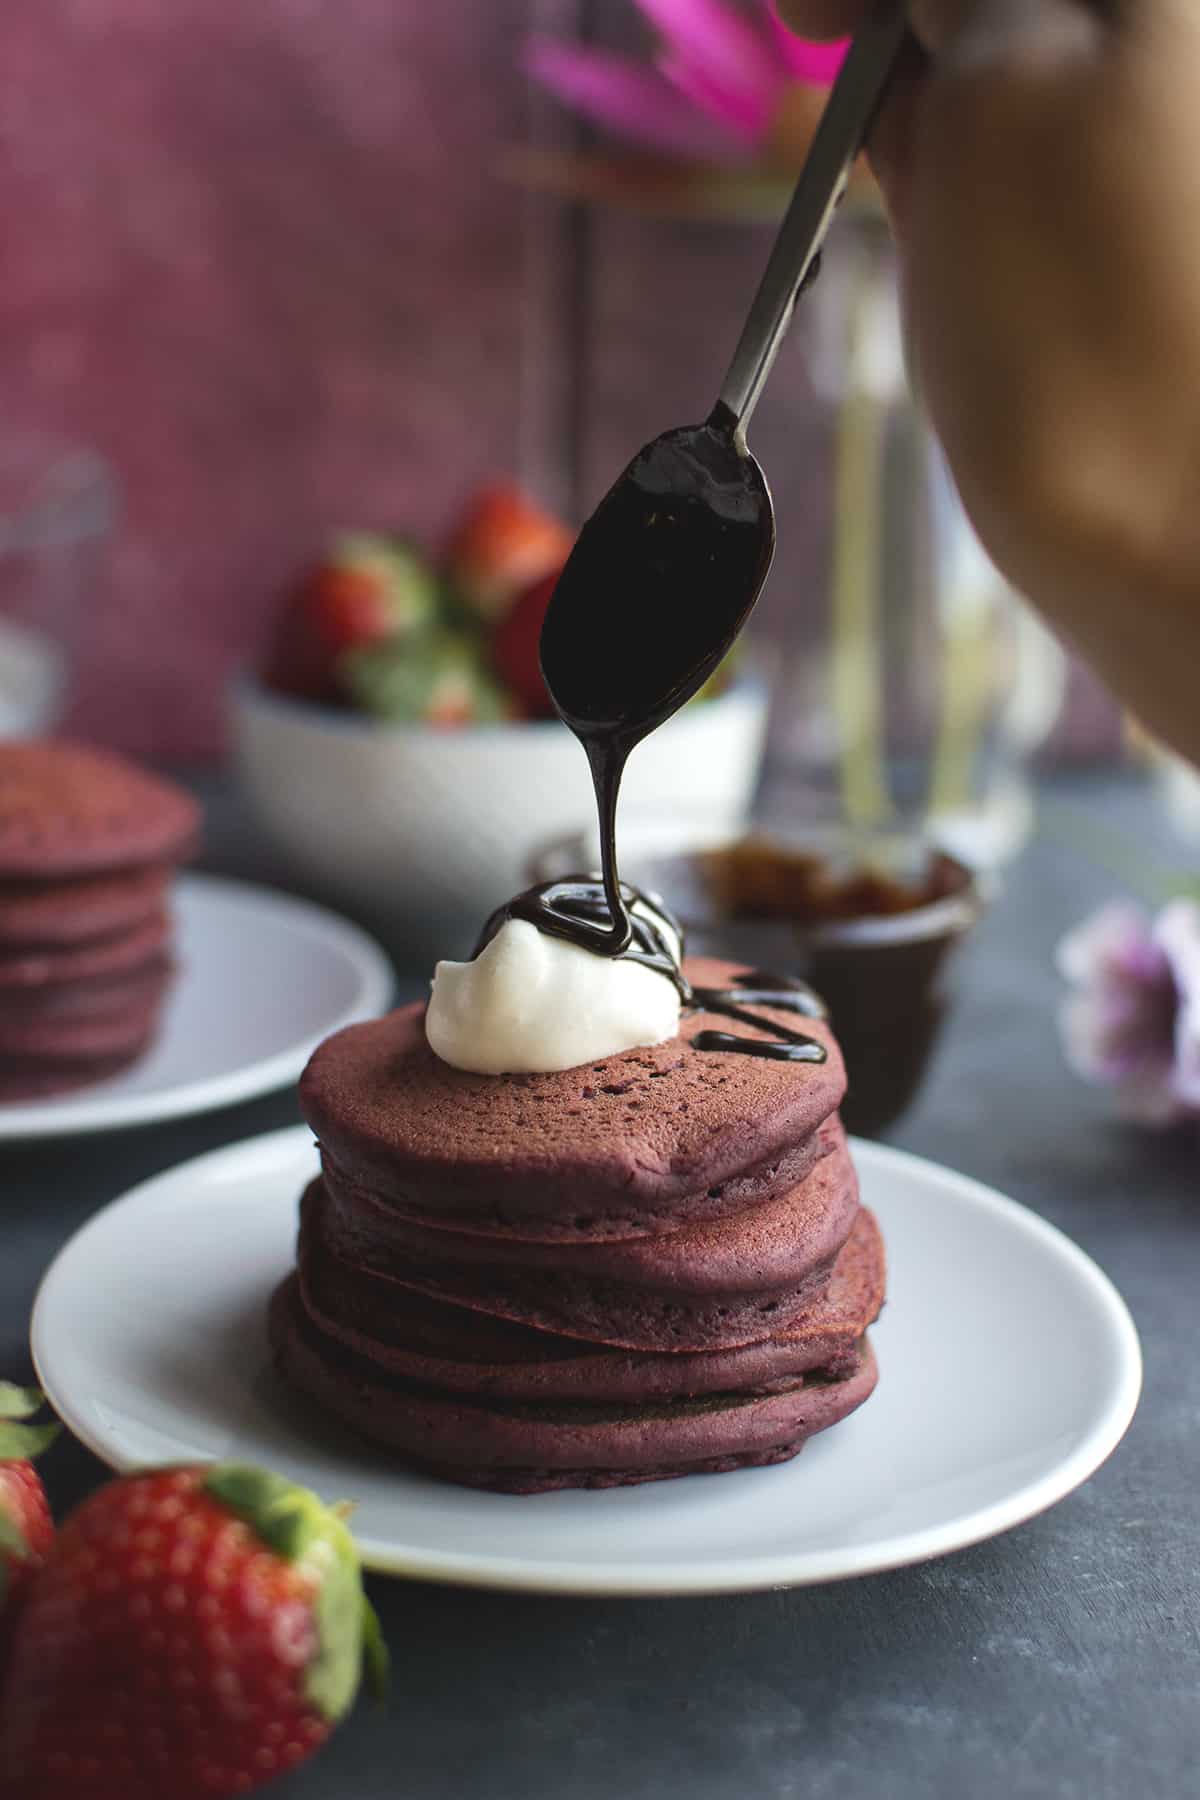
690;1031;826;1063
531;410;828;1062
707;972;827;1019
477;884;827;1065
475;880;688;1002
690;973;828;1064
539;413;774;956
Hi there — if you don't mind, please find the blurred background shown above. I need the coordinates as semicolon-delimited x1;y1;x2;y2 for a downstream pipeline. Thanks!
6;0;1200;1131
3;0;1119;755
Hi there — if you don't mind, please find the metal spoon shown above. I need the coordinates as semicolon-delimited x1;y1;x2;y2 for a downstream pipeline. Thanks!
540;0;908;734
538;0;908;949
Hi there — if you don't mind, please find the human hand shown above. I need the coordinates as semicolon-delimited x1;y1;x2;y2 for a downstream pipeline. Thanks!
777;2;1200;764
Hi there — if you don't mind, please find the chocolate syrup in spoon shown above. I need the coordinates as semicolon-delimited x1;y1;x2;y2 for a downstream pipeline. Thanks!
538;410;773;957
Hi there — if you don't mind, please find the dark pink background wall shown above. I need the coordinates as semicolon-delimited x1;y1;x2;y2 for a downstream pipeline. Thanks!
2;1;1116;758
4;0;583;755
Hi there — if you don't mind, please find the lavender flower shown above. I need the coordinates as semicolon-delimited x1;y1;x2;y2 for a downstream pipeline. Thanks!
1057;899;1200;1126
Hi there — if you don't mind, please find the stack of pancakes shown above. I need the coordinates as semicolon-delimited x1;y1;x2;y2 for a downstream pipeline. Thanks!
0;741;198;1099
272;957;885;1493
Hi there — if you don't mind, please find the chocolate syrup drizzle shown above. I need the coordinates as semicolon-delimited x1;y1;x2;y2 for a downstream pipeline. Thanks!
477;884;828;1066
476;880;687;998
689;971;827;1064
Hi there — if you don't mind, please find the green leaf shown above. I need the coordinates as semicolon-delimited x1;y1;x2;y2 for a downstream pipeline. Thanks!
0;1385;44;1422
305;1516;369;1724
0;1386;58;1464
0;1420;59;1463
341;627;511;726
205;1463;382;1727
204;1465;310;1560
361;1594;390;1700
326;532;439;640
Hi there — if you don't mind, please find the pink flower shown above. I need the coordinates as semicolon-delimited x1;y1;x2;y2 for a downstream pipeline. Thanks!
523;0;848;163
1057;900;1200;1126
764;8;850;84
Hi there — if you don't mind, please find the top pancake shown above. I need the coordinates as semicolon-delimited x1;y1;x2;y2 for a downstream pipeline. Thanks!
300;957;847;1231
0;741;199;878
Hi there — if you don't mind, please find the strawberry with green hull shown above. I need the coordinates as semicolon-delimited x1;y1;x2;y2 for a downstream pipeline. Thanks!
264;532;436;705
261;481;743;725
443;483;573;623
0;1386;57;1663
343;627;516;726
0;1463;386;1799
491;568;562;718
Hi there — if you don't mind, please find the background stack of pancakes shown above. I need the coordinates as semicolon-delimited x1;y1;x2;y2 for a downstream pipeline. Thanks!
0;741;198;1100
272;957;885;1493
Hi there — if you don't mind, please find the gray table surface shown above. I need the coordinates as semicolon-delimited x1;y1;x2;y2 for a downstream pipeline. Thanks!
4;773;1198;1800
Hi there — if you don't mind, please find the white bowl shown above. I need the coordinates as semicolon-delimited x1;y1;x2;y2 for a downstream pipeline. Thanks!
230;677;768;956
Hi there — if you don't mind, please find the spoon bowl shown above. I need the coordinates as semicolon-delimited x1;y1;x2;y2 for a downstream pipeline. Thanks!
539;412;774;749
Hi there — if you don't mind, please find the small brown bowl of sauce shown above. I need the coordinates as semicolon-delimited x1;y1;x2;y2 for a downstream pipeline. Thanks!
530;822;984;1137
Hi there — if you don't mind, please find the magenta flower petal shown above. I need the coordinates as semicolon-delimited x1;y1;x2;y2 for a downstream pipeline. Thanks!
635;0;783;99
766;9;850;85
522;39;743;159
657;51;773;142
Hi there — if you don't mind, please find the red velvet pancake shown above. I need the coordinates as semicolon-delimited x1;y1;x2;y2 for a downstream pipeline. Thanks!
0;743;197;1104
0;741;198;877
274;954;884;1491
303;1117;859;1352
294;1204;885;1402
0;959;171;1021
0;997;165;1061
0;865;171;949
300;958;846;1240
269;1278;879;1494
0;912;170;990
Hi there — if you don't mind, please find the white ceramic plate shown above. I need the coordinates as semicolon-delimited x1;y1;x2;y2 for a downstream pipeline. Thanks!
31;1128;1141;1595
0;876;393;1138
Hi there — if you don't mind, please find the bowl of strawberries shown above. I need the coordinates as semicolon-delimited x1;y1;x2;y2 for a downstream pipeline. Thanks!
232;483;768;956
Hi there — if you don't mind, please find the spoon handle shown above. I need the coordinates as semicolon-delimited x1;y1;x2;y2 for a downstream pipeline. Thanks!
716;0;908;435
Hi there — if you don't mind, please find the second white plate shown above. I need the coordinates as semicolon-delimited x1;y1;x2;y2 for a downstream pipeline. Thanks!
0;874;393;1138
32;1128;1141;1595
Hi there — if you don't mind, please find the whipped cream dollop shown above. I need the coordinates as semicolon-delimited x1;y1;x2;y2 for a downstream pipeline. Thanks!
426;914;682;1075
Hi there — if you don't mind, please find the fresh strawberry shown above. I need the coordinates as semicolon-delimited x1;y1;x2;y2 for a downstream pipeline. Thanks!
0;1385;57;1659
264;532;436;703
443;483;572;623
490;567;562;718
0;1463;386;1799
